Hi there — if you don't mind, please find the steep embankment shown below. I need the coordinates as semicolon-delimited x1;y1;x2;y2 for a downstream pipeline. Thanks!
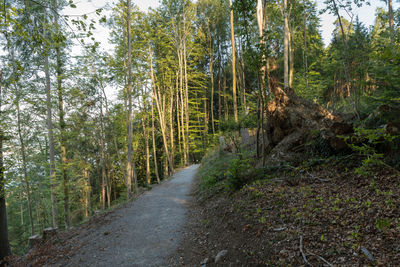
172;149;400;266
16;165;199;267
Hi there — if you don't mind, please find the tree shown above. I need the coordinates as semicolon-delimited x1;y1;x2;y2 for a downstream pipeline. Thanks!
0;70;11;265
229;0;238;122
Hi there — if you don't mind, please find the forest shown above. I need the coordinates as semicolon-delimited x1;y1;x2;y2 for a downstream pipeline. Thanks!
0;0;400;264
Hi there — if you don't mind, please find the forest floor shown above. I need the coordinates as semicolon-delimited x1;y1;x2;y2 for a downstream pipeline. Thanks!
170;151;400;266
13;165;199;267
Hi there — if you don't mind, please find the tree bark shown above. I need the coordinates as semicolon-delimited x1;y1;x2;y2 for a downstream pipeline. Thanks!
0;70;11;263
283;0;289;90
169;85;175;167
141;93;151;185
126;0;136;197
229;0;238;122
84;167;89;218
178;51;187;165
44;50;58;228
53;0;70;228
183;20;190;164
388;0;394;44
99;102;106;210
16;94;34;235
149;45;174;173
151;101;160;184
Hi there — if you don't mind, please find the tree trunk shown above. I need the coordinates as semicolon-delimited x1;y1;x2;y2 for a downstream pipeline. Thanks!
179;51;187;165
183;30;190;164
141;95;151;185
53;0;70;229
303;5;308;91
331;0;358;117
149;45;174;173
223;71;228;120
44;51;58;228
100;103;106;210
389;0;394;44
84;167;89;218
0;70;11;263
283;0;289;90
98;80;127;195
169;85;175;167
126;0;134;198
209;46;215;135
289;22;294;89
151;102;160;184
229;0;238;122
16;95;34;235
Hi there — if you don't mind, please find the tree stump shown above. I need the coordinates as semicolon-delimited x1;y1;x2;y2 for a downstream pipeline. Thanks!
42;227;58;241
28;234;42;250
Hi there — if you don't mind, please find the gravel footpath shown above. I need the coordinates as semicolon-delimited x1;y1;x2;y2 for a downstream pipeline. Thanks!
53;165;199;267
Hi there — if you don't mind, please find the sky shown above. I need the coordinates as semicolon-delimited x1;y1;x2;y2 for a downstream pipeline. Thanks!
62;0;394;50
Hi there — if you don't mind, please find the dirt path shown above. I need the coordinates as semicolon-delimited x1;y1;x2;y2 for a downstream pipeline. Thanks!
54;165;199;267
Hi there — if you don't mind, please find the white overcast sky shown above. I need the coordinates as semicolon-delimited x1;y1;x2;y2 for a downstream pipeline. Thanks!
62;0;393;51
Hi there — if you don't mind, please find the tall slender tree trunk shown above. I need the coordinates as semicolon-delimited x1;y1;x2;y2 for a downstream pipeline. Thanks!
44;51;58;228
106;170;111;208
389;0;394;44
149;45;174;173
99;81;127;192
169;86;175;167
257;0;267;162
303;3;308;91
223;71;228;120
126;0;135;198
53;0;70;228
151;102;160;184
332;0;358;117
209;43;215;135
0;70;11;263
288;23;294;88
176;74;183;165
84;167;89;218
141;93;151;185
283;0;289;90
218;58;222;124
183;35;190;164
16;95;34;235
99;103;106;210
229;0;238;122
179;51;187;165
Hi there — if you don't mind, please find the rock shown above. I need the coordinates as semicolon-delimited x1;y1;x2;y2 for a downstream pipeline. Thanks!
43;227;58;240
214;250;228;263
361;246;374;261
28;234;42;250
240;128;250;145
200;257;209;266
219;136;226;150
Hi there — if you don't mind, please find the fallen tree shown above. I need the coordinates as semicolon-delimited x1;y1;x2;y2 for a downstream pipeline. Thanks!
262;77;353;163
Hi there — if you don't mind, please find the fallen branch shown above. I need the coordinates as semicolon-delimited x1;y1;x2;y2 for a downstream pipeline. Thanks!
299;235;312;266
306;251;333;267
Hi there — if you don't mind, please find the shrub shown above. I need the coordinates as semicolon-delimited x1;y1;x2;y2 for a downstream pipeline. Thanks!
340;127;398;176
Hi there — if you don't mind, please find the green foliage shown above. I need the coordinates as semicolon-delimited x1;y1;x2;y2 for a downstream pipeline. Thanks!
340;128;398;176
375;218;391;231
308;130;336;157
198;150;236;191
225;158;251;191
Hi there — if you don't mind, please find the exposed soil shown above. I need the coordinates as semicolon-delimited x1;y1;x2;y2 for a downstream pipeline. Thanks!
170;156;400;266
11;165;199;267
